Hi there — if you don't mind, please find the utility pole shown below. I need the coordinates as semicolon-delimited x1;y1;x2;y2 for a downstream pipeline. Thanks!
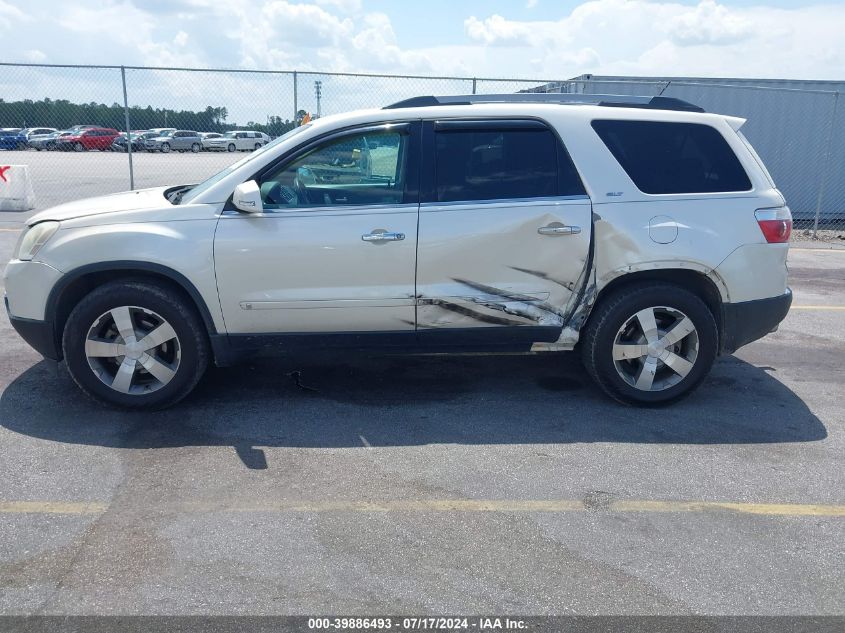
314;80;322;117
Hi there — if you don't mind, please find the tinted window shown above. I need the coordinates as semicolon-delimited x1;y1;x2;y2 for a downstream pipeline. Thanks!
592;120;751;194
260;129;407;209
434;127;583;203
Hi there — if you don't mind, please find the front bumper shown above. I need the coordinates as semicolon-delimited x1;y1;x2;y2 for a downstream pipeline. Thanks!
6;297;60;360
721;288;792;354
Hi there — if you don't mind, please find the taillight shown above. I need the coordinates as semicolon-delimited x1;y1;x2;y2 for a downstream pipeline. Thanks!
755;206;792;243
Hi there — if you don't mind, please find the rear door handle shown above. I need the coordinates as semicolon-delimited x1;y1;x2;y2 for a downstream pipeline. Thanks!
362;230;405;243
538;224;581;236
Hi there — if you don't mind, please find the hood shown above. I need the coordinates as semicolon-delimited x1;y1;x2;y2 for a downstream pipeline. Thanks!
27;187;173;225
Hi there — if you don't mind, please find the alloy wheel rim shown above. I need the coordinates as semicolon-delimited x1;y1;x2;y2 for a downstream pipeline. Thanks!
612;306;699;392
85;306;181;395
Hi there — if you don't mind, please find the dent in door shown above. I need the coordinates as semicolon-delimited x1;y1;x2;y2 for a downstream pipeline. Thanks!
416;210;588;330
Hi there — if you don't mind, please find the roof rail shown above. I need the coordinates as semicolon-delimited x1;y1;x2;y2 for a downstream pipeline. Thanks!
383;93;705;113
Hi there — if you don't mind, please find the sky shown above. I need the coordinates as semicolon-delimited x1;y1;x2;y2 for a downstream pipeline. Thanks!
0;0;842;126
0;0;843;80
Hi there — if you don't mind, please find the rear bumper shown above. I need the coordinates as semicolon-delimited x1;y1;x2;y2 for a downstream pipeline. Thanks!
6;298;60;360
721;288;792;354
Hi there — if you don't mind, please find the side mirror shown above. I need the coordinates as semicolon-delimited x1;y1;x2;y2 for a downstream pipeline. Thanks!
232;180;264;214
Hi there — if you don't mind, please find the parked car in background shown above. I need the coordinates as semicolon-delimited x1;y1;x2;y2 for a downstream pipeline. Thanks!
111;131;153;152
200;132;223;150
24;127;58;140
204;130;269;152
56;128;120;152
30;131;73;151
0;128;28;150
25;128;58;148
144;130;202;153
146;127;177;138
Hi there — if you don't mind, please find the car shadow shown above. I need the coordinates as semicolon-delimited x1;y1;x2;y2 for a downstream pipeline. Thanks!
0;351;826;470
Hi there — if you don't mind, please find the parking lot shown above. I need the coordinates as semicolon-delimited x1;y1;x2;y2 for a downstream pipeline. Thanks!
1;150;243;211
0;156;843;615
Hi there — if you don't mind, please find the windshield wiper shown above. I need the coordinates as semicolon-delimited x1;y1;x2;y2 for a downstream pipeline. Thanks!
167;185;194;205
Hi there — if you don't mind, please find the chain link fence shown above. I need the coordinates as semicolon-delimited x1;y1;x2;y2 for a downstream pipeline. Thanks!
0;63;842;236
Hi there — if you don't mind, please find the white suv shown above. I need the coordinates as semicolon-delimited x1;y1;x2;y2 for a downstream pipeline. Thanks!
204;130;270;152
4;94;792;409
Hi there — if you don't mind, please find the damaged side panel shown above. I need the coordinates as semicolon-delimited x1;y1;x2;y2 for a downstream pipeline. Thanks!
415;197;593;338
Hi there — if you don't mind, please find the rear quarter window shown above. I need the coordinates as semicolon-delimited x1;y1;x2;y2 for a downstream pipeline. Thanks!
591;120;752;194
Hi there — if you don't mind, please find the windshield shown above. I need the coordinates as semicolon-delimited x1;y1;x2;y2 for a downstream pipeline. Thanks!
178;124;312;205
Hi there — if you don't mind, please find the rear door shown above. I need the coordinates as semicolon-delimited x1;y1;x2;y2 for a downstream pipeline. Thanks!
416;118;592;347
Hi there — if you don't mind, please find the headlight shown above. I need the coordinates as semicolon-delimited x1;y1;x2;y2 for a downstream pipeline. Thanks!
16;221;59;261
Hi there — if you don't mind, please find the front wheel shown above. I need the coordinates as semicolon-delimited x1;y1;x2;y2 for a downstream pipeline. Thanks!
580;282;718;406
73;142;85;152
191;143;200;153
227;143;235;152
62;281;209;409
160;142;171;153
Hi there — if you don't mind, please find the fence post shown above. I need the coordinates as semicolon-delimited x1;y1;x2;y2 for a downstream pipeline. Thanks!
293;70;298;122
120;66;135;191
472;78;477;95
812;91;839;238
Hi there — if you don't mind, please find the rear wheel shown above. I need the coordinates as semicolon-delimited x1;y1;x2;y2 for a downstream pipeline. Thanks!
580;282;718;405
63;281;209;410
73;142;84;152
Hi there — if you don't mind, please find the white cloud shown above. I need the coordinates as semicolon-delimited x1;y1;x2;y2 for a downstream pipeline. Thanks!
526;0;539;8
462;0;845;79
313;0;362;12
22;49;47;62
0;0;843;91
0;0;28;28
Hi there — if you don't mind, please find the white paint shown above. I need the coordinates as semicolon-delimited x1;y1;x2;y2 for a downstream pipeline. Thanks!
0;164;36;211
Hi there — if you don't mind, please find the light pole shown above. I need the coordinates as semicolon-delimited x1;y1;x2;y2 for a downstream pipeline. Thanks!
314;80;322;117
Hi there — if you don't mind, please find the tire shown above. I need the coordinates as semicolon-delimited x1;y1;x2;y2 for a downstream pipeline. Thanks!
580;282;718;406
62;281;209;410
191;143;200;153
254;143;262;151
160;142;171;153
16;142;26;150
227;143;235;152
73;142;85;152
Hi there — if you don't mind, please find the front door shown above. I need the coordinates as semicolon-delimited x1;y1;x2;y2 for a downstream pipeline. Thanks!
214;122;420;335
416;119;592;347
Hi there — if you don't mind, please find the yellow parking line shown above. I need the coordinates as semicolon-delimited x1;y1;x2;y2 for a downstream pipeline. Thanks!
0;501;107;514
791;305;845;311
1;499;843;517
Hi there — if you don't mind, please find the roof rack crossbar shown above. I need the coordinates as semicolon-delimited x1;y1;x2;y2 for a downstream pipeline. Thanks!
383;93;705;113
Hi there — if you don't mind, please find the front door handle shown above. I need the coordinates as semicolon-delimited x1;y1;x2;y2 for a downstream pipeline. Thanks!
538;224;581;236
362;230;405;243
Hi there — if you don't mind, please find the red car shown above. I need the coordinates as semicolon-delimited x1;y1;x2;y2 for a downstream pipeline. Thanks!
59;128;120;152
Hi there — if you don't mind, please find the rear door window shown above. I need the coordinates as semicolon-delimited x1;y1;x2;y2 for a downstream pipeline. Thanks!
433;123;584;203
591;120;751;194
